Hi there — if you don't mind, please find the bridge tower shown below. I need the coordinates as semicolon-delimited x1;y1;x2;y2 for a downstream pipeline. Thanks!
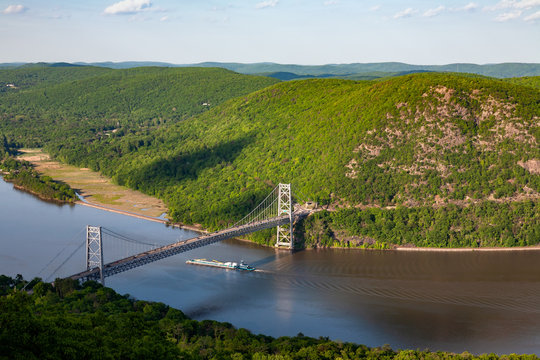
86;225;104;285
275;183;293;249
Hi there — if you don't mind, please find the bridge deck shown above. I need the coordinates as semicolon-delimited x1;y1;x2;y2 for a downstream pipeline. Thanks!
70;211;309;281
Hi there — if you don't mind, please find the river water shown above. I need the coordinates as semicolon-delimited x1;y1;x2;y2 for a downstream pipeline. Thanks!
0;177;539;355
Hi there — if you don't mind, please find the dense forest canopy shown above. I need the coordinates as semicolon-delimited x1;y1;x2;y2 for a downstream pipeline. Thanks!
44;74;539;227
503;76;540;90
0;66;279;147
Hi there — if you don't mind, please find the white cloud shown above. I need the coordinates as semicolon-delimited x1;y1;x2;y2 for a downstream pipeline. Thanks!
485;0;540;11
524;9;540;19
370;5;381;11
256;0;278;9
49;13;71;20
423;5;445;17
324;0;338;5
160;15;168;21
462;2;479;11
393;8;417;19
495;10;522;20
104;0;151;15
512;0;540;8
484;0;513;11
2;4;26;14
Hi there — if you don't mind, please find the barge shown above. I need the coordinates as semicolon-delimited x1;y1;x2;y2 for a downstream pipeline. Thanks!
186;258;255;271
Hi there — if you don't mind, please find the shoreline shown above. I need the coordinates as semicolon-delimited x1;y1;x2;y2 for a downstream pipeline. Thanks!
4;173;538;252
75;200;207;234
77;199;540;252
15;148;169;220
393;245;540;252
298;244;540;252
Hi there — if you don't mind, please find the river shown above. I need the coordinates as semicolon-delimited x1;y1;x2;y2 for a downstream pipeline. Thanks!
0;177;539;355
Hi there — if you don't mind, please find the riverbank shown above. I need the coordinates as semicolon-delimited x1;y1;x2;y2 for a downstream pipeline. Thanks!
11;183;73;205
394;245;540;252
227;233;540;252
1;159;77;204
16;149;168;219
75;200;208;234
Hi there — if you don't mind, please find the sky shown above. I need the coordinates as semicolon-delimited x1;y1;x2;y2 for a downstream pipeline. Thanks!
0;0;539;65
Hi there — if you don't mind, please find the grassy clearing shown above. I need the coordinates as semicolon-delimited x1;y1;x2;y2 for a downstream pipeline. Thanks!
16;149;168;218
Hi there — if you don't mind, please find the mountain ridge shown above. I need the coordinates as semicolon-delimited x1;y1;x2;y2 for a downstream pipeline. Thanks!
2;61;540;78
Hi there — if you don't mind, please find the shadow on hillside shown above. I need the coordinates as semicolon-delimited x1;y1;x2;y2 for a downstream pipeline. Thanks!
120;135;254;190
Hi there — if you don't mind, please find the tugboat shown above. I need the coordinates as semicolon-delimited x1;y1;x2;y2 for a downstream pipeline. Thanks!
236;260;255;271
186;258;255;271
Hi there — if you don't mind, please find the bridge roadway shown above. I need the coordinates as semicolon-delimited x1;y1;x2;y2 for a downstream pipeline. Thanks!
70;210;309;282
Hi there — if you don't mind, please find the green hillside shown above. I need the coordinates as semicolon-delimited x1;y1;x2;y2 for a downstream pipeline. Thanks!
0;67;279;147
37;73;540;247
262;71;416;81
1;69;538;248
0;64;113;93
503;76;540;89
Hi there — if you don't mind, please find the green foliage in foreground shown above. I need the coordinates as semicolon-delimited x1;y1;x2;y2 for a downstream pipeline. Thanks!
1;276;538;360
298;201;540;249
0;157;76;203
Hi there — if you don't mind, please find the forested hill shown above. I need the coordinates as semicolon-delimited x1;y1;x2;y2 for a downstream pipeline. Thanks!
503;76;540;89
1;69;538;247
39;74;539;236
0;67;279;147
0;64;113;93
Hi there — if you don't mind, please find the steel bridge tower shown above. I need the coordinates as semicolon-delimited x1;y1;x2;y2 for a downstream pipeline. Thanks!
275;183;293;249
86;225;104;285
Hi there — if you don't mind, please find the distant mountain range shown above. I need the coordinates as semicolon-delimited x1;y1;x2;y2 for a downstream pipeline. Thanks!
1;61;539;79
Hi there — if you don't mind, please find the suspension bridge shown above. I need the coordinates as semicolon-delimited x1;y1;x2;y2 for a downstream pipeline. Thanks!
62;184;311;284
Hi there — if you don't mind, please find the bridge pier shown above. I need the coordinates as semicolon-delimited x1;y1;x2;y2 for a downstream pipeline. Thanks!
275;183;293;249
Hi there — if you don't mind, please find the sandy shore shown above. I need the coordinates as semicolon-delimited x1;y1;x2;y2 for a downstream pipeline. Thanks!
76;200;207;234
17;148;169;218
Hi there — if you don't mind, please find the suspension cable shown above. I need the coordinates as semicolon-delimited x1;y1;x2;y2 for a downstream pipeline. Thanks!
102;227;158;247
45;239;86;282
232;185;279;227
291;183;310;205
34;227;86;279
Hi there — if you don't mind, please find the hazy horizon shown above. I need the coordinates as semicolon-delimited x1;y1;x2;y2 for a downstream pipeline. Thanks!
1;0;539;65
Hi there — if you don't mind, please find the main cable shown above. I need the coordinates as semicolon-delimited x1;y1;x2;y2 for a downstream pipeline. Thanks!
45;239;86;282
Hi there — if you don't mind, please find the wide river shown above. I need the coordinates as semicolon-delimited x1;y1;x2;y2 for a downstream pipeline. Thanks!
1;177;539;355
